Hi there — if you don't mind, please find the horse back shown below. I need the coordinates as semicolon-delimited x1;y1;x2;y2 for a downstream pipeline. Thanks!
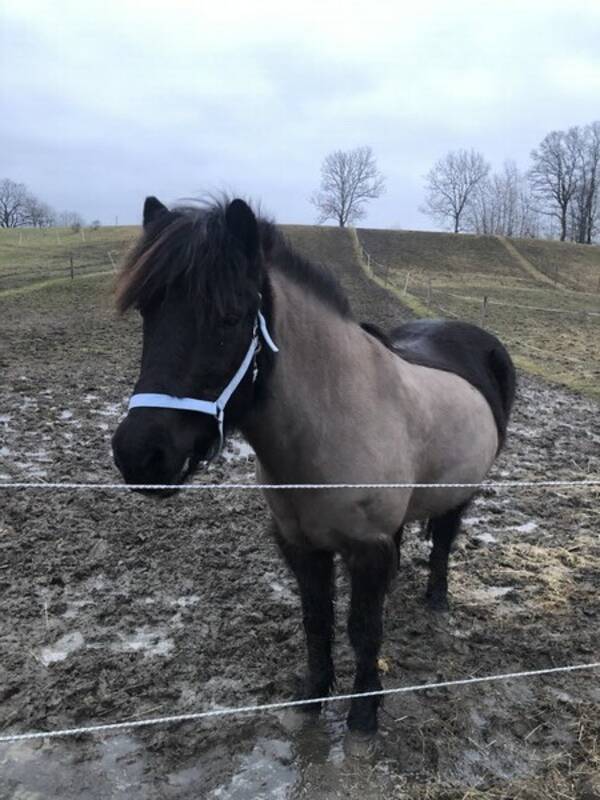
362;319;516;450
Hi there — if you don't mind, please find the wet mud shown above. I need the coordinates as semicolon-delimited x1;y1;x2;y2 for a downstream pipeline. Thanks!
0;271;599;799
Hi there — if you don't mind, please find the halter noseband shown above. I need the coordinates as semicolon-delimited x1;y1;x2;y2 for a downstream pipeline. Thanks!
127;309;278;452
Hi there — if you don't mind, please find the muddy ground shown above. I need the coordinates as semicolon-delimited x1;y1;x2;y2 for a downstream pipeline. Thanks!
0;260;599;799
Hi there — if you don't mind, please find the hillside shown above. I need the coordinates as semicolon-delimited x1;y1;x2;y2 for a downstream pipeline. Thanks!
358;228;530;285
511;236;600;291
1;222;598;397
357;227;600;294
354;227;600;398
3;222;599;297
281;224;412;328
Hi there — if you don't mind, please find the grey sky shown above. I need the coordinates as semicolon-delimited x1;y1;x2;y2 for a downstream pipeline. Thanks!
2;0;600;229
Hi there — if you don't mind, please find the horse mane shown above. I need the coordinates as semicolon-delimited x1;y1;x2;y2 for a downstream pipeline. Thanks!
116;197;352;320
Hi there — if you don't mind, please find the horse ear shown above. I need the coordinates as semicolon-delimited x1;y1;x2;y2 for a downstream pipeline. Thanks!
225;199;258;260
143;196;168;228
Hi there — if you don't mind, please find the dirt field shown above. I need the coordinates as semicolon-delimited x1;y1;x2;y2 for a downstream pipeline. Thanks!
1;237;599;799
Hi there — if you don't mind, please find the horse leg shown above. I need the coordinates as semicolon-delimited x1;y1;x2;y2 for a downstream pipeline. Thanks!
273;527;335;712
345;540;396;735
425;503;468;611
394;525;404;570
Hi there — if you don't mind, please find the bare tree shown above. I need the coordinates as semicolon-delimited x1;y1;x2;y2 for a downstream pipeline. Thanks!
571;122;600;244
310;146;385;227
0;179;29;227
57;210;85;229
23;196;55;228
421;149;490;233
529;129;580;242
466;161;540;238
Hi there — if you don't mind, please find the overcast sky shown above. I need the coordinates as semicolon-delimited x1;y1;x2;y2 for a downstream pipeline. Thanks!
2;0;599;229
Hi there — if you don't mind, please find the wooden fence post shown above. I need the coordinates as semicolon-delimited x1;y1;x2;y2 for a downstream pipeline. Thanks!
403;272;410;295
70;255;74;280
427;278;432;306
480;295;488;326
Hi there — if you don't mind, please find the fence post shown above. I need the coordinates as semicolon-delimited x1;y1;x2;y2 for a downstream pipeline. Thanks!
385;261;390;286
480;295;488;326
554;264;559;285
108;251;117;272
403;272;410;295
70;255;74;280
427;278;432;306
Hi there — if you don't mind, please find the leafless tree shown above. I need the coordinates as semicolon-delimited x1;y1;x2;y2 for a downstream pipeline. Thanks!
466;161;540;238
421;149;490;233
0;177;61;228
310;146;385;227
529;129;581;242
57;210;85;229
23;196;55;228
0;179;29;227
570;122;600;244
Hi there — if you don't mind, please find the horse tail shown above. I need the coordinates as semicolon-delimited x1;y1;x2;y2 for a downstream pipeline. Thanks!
488;344;517;450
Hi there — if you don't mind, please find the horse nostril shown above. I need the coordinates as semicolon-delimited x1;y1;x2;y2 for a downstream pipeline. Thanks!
112;418;179;484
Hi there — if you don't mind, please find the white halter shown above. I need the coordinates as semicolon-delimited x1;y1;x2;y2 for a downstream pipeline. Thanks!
128;309;278;452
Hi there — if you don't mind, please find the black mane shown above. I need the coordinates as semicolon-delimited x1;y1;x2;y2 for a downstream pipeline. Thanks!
116;198;352;320
259;220;352;318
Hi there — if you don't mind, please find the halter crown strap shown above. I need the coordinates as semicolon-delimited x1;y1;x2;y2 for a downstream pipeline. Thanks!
127;309;278;451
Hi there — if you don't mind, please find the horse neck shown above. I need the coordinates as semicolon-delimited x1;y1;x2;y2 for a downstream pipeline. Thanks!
240;269;361;477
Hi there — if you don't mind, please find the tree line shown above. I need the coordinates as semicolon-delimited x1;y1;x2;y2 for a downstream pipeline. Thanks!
6;121;599;243
0;178;88;230
311;121;599;244
421;121;600;243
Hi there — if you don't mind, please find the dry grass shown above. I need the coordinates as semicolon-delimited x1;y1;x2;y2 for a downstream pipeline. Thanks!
0;225;138;287
353;228;600;400
512;238;600;293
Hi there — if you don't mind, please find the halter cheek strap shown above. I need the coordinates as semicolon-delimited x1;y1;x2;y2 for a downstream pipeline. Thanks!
128;310;278;452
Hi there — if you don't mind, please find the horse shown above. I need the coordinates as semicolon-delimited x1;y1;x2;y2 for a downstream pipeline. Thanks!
111;196;516;739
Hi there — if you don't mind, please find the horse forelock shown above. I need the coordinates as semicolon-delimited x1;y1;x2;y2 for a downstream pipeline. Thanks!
115;200;253;321
115;196;353;322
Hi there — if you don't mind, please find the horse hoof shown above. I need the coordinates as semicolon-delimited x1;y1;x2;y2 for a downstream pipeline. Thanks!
343;730;378;759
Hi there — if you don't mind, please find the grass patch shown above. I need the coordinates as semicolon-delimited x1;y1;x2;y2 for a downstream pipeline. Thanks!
512;237;600;292
0;225;138;288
